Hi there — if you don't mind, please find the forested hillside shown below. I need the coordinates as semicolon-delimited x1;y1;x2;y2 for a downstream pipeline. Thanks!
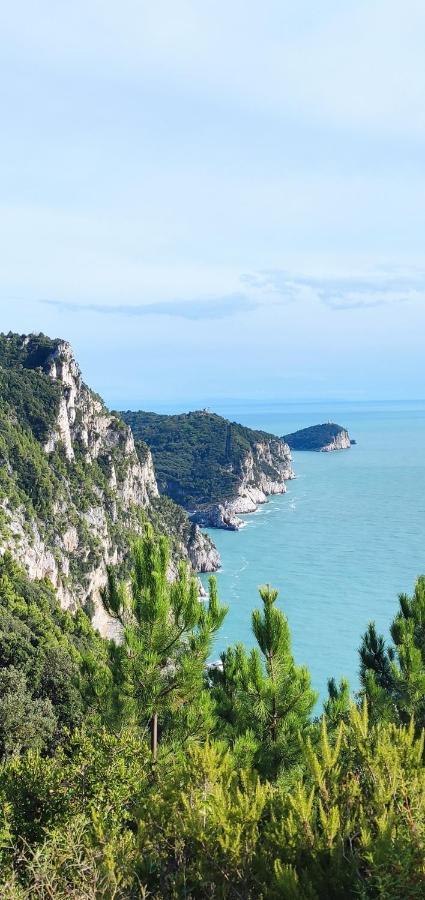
121;409;294;528
0;537;424;897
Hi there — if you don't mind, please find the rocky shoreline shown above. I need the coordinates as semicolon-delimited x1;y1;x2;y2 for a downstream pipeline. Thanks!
191;439;294;530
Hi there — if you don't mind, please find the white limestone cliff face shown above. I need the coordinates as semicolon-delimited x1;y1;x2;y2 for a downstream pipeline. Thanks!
320;430;351;452
2;506;62;587
44;342;157;496
0;337;220;635
192;438;294;530
185;526;221;572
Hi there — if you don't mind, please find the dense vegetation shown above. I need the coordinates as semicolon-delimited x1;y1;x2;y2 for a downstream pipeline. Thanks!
0;364;64;528
0;365;60;444
121;409;284;509
284;423;350;451
0;332;59;375
0;555;112;756
0;533;424;898
0;334;65;527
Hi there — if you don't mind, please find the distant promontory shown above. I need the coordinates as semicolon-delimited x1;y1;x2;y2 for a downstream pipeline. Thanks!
121;409;294;530
283;422;354;452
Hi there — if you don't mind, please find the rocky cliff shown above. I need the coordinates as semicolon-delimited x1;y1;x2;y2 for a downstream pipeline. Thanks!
190;436;294;529
283;423;353;452
0;333;219;635
121;410;295;530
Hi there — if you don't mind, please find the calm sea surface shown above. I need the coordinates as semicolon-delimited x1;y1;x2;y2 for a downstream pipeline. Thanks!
199;401;425;705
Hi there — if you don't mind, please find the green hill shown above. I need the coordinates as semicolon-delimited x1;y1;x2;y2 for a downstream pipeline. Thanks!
284;422;352;451
121;409;292;512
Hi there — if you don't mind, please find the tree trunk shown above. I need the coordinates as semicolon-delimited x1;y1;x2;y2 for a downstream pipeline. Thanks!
150;711;158;761
269;651;278;742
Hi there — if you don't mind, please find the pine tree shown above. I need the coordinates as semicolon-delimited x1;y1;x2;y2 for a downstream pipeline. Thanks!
323;676;351;727
249;585;317;775
360;577;425;727
102;525;227;759
211;584;317;777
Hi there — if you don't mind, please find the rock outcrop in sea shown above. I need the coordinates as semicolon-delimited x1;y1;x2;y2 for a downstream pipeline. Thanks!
283;422;353;452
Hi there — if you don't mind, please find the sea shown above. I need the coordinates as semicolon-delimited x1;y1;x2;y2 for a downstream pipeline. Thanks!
198;400;425;707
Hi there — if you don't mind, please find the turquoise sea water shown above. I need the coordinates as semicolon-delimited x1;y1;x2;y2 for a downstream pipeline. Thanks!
200;401;425;705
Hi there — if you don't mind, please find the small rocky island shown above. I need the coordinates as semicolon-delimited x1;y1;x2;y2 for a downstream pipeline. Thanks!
283;422;354;452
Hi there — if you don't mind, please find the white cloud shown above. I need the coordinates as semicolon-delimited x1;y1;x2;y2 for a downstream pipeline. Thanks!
244;268;425;310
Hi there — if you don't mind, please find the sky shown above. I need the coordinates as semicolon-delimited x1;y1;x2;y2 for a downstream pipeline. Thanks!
1;1;425;408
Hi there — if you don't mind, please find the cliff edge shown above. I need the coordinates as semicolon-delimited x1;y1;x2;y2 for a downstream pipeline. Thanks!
0;333;219;635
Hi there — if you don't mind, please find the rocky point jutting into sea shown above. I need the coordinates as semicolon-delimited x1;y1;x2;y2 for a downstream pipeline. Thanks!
121;409;295;530
284;422;354;452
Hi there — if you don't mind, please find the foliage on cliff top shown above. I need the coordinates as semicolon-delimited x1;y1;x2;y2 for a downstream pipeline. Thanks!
0;365;61;445
122;409;287;508
0;355;65;521
0;332;60;372
284;422;349;450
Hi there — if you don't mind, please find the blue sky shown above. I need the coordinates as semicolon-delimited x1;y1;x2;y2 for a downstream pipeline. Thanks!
1;1;425;407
